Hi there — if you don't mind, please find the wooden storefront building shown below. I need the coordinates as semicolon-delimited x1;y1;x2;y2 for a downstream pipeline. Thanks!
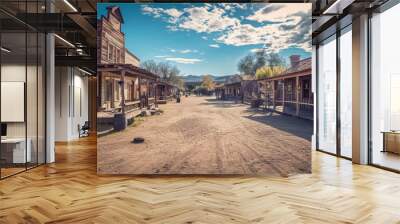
97;64;158;114
241;75;260;104
258;56;313;120
215;75;242;101
156;81;179;104
97;6;179;132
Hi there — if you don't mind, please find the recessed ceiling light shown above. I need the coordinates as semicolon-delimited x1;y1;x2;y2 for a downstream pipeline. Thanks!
78;67;93;76
323;0;355;15
54;34;75;48
63;0;78;12
1;47;11;53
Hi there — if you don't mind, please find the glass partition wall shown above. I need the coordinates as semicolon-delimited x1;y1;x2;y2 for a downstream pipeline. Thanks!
316;25;353;159
370;3;400;171
0;1;46;179
339;26;352;159
316;0;400;172
317;35;337;154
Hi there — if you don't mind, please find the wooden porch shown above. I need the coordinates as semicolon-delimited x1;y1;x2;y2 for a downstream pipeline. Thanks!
156;81;178;104
222;82;242;101
97;64;159;132
97;63;158;114
259;73;313;120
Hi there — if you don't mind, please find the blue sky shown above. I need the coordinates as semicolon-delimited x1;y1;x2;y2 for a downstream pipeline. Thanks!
98;3;311;76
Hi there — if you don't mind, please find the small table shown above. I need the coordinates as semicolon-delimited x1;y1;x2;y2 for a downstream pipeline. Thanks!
381;131;400;154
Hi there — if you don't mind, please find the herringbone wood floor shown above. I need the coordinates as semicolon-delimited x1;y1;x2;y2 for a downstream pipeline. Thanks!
1;136;400;223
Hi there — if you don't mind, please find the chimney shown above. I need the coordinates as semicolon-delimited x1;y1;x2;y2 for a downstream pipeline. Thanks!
290;55;300;68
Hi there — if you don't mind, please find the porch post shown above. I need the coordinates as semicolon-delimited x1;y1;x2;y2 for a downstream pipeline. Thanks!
111;77;115;108
154;82;158;107
296;76;300;116
121;70;126;115
272;81;275;109
132;78;135;101
146;79;149;107
138;77;142;109
282;79;285;110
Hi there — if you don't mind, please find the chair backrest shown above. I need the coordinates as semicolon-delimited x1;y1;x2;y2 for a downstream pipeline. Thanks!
82;121;90;129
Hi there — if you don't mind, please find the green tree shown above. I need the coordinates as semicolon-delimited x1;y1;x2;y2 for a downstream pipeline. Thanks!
201;75;215;91
255;65;286;79
267;53;286;67
237;50;283;76
141;60;184;89
238;54;255;75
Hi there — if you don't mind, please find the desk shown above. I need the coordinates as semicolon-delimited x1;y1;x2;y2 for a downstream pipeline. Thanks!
1;138;31;163
382;131;400;154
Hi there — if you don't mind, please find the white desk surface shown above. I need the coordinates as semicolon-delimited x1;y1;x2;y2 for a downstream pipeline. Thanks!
1;138;27;143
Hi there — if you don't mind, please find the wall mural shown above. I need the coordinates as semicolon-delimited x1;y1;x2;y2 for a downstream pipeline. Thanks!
96;3;312;176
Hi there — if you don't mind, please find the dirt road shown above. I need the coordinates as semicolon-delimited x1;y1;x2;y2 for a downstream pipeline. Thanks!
98;96;312;176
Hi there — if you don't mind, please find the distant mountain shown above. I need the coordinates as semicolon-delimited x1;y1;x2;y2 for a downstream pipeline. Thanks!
180;75;234;84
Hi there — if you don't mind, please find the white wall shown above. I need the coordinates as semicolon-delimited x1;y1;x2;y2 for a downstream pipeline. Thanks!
1;65;26;139
55;67;89;141
71;72;89;138
1;63;46;164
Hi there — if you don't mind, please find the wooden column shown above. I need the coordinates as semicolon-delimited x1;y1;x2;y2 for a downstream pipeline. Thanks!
121;70;126;115
132;79;135;101
146;79;149;107
138;77;142;109
154;83;158;107
282;79;285;110
272;81;275;109
296;76;300;116
111;77;115;109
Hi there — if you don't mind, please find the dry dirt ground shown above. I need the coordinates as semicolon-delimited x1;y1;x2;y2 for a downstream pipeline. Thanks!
98;96;312;176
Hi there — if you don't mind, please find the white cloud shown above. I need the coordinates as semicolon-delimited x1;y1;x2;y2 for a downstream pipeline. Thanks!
217;4;312;53
250;48;264;53
178;6;239;33
209;44;220;48
155;55;169;58
216;24;272;46
142;4;312;54
217;3;247;11
169;48;198;54
142;6;183;23
246;4;310;23
165;57;202;64
164;8;183;18
216;21;310;53
142;6;162;18
179;49;199;54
